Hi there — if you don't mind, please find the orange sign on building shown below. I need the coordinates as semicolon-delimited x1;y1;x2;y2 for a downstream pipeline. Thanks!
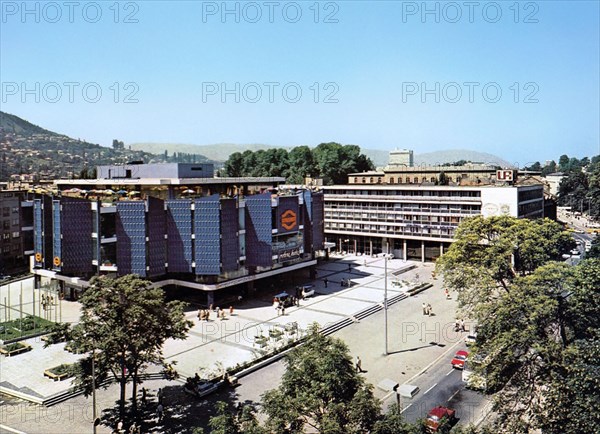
281;210;297;231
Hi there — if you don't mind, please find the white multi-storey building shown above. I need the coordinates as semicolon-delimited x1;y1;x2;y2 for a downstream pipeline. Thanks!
322;183;544;262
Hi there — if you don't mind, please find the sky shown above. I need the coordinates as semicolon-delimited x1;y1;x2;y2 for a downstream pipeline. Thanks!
1;0;599;166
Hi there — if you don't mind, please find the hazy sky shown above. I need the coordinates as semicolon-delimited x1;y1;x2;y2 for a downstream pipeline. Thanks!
1;1;599;165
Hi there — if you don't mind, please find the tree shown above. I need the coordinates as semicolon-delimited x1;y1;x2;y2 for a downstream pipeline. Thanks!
224;152;244;177
261;324;382;433
438;213;600;433
435;216;574;315
67;275;192;420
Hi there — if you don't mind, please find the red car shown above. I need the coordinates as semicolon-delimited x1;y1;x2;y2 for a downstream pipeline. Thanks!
425;406;457;432
451;350;469;369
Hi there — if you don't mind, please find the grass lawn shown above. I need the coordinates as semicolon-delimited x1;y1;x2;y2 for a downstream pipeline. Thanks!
0;315;55;342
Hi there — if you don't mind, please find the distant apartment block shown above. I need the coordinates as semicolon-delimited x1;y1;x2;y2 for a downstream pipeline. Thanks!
32;163;324;304
0;189;33;273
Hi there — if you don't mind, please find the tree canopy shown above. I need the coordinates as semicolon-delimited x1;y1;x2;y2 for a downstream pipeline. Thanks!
53;275;192;420
221;143;374;185
437;214;600;433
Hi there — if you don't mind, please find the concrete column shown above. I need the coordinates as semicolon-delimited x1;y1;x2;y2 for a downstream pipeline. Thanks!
354;239;357;254
403;240;407;261
440;242;444;256
369;240;373;256
206;291;215;307
421;240;425;263
339;239;342;252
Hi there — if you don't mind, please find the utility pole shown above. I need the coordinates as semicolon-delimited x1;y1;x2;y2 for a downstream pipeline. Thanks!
384;241;389;356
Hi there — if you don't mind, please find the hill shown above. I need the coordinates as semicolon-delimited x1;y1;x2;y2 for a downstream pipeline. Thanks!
131;142;282;162
0;111;56;136
131;141;513;168
0;112;211;182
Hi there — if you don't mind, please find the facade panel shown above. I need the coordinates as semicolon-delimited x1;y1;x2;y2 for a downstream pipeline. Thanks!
245;193;272;268
147;197;166;277
33;199;43;268
311;193;324;250
220;198;239;272
194;195;221;275
277;196;299;234
61;198;93;274
116;202;146;277
166;200;193;273
52;200;61;271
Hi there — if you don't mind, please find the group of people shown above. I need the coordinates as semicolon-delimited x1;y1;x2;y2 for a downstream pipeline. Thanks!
454;319;466;332
422;302;433;316
197;305;234;321
114;420;140;433
340;278;352;287
41;294;54;311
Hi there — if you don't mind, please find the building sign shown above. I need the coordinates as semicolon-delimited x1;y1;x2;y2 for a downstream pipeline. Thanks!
496;170;516;182
281;210;297;231
277;196;299;234
278;247;302;262
53;256;61;267
35;252;42;263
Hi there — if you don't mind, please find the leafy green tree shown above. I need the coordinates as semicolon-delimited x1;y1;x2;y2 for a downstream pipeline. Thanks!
286;146;316;184
372;404;420;434
435;216;574;314
261;323;381;433
224;152;244;177
67;275;192;420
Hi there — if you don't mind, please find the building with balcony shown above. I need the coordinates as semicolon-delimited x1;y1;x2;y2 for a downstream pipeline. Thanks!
31;163;324;304
323;177;544;262
0;189;33;274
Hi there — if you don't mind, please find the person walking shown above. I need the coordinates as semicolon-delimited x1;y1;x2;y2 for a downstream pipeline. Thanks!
281;305;286;316
355;356;363;373
157;402;164;423
141;387;147;405
427;303;432;316
229;305;234;316
459;319;465;332
445;288;450;299
422;302;427;315
348;264;352;272
324;278;328;288
157;388;163;404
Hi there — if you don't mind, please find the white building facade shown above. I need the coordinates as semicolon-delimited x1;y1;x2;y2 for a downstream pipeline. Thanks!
322;184;544;262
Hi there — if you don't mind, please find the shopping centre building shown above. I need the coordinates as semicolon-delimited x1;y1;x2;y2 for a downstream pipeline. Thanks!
31;163;324;304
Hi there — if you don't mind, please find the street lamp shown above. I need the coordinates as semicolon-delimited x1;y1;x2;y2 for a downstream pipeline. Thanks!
384;241;389;356
85;333;98;434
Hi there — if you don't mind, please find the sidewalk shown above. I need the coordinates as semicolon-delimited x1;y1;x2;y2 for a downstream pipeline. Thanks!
1;255;443;433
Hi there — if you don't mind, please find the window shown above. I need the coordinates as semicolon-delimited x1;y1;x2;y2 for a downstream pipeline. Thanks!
354;177;358;183
389;177;394;184
414;177;418;183
362;177;366;183
370;177;374;183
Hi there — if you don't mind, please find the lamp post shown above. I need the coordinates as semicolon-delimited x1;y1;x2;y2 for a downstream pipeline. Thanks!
384;241;389;356
92;345;97;434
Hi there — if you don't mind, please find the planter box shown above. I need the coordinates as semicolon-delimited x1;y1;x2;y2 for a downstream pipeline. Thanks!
44;364;74;381
0;342;32;357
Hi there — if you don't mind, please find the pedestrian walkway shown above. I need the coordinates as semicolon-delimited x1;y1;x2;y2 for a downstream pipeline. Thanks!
0;255;433;432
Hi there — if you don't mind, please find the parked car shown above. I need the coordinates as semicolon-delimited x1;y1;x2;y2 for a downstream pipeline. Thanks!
570;248;581;255
301;285;315;298
451;350;469;369
465;333;478;346
425;406;457;432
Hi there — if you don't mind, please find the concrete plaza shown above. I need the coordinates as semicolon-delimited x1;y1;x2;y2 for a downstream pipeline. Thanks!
0;254;464;433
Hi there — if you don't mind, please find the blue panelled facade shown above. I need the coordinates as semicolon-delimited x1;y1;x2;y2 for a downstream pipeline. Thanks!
147;197;166;277
116;202;147;277
311;193;324;250
33;199;44;268
52;200;61;271
245;193;273;268
220;199;238;272
194;196;221;275
33;189;323;288
166;200;193;273
61;198;94;275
